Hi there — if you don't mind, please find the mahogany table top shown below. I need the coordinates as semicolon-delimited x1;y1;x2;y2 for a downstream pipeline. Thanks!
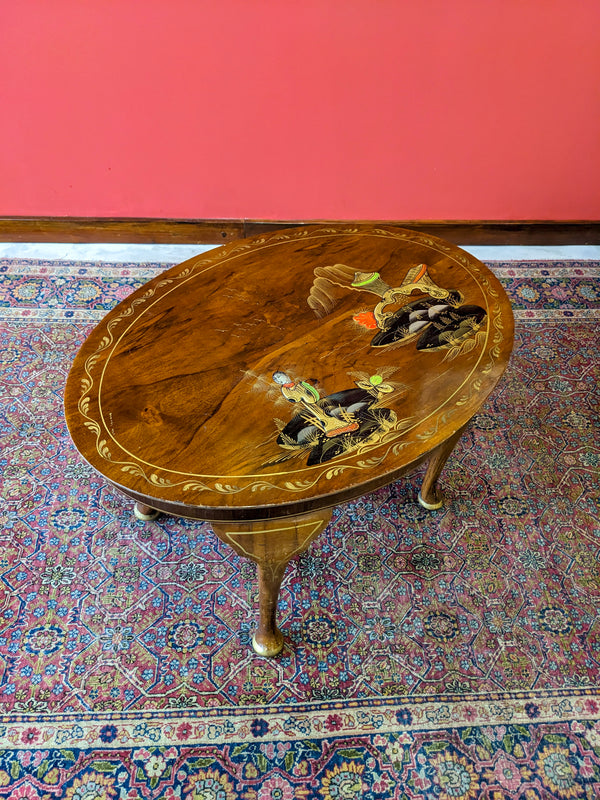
64;225;514;521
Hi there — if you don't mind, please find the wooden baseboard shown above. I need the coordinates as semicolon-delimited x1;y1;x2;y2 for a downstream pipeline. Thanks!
0;217;599;245
0;217;244;245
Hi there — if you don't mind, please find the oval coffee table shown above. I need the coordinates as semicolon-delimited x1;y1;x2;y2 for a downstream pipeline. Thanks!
64;225;514;657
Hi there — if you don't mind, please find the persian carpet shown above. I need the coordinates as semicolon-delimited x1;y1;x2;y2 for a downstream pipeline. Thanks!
0;257;599;799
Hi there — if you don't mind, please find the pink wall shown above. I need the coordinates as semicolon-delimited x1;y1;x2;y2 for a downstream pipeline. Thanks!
2;1;599;220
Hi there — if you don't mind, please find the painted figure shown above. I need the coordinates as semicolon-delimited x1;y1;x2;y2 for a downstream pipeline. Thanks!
308;262;487;355
270;371;403;466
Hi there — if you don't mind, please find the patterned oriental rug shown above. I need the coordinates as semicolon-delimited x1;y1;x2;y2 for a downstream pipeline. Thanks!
0;257;599;800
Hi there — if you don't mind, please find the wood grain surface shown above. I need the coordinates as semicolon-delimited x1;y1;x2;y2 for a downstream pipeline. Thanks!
2;216;599;244
64;225;514;521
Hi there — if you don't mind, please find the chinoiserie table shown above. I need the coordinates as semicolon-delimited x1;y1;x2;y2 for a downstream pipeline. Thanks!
64;225;514;657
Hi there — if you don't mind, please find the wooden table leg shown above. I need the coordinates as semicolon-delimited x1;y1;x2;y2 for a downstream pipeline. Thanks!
211;508;332;657
133;502;160;521
418;425;468;510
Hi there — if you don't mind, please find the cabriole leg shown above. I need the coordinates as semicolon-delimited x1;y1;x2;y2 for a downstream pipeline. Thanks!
418;426;468;510
212;509;332;656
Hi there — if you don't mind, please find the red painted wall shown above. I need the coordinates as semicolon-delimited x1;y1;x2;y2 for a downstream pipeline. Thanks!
2;1;599;220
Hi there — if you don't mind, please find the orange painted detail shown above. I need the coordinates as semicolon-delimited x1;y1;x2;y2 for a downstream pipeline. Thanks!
414;264;427;282
325;421;360;438
353;311;378;329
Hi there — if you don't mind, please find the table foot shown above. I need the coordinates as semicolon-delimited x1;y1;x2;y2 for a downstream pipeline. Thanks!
252;629;284;658
419;425;467;511
212;509;332;656
134;502;160;521
418;491;444;510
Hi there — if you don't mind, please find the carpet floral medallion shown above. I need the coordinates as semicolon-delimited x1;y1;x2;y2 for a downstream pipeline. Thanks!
0;257;599;798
